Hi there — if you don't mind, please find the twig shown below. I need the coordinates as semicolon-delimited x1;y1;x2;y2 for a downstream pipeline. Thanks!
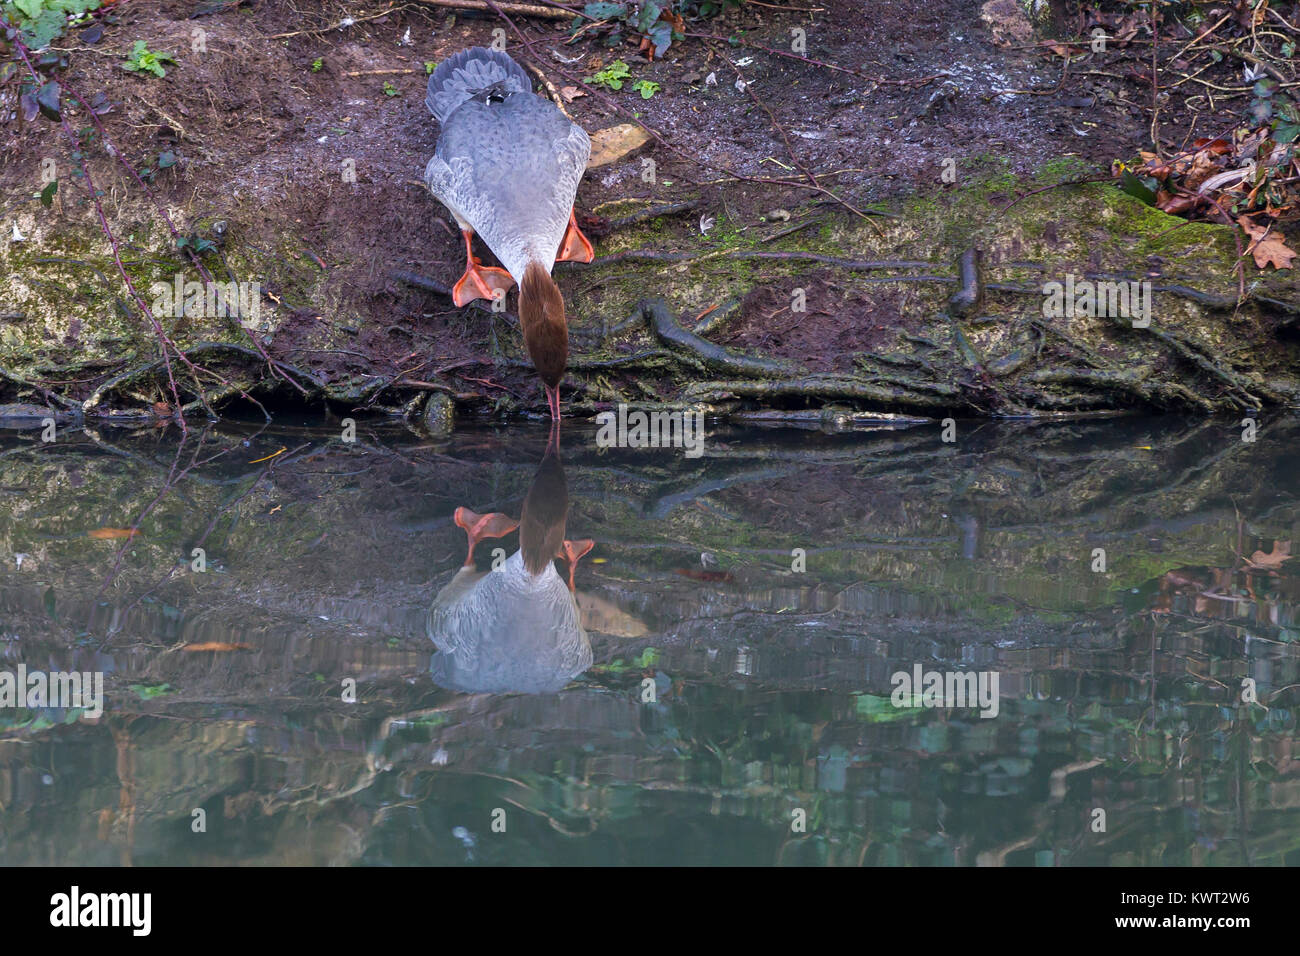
262;5;418;40
523;59;573;119
1205;44;1290;85
410;0;575;19
1151;6;1161;158
990;53;1071;97
640;299;790;377
604;199;703;230
560;249;933;271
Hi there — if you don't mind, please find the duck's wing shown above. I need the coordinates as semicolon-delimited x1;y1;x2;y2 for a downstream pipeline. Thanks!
426;567;487;664
426;93;590;281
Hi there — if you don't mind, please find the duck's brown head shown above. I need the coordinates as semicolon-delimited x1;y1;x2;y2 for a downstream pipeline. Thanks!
518;437;567;577
519;261;568;420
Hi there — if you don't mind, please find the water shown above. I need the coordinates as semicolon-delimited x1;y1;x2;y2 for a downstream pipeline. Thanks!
1;414;1297;866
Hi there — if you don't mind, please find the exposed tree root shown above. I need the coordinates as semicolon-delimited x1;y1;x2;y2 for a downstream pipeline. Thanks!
1025;367;1215;411
682;375;955;409
947;248;983;318
81;343;325;415
638;299;791;378
564;250;935;271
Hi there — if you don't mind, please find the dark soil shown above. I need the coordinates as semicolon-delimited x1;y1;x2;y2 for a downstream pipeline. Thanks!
721;273;912;373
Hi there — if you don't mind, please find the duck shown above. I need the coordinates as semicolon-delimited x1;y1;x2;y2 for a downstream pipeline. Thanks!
424;47;595;421
426;428;595;694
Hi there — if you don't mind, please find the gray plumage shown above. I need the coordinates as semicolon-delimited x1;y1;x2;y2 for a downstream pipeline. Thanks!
425;46;532;123
424;47;590;281
427;551;592;694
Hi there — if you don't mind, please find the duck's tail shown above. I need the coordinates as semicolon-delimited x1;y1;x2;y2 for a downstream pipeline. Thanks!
426;47;532;123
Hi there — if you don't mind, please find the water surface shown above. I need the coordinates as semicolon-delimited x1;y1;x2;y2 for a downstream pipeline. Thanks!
2;415;1298;866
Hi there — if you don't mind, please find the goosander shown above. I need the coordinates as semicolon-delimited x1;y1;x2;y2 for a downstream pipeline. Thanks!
424;47;595;421
427;432;595;694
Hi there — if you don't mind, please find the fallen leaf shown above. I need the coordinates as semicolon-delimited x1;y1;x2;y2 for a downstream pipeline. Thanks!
1247;540;1291;570
1251;235;1297;270
559;85;586;102
1181;150;1221;192
586;123;652;168
1155;192;1199;216
1238;216;1297;270
88;527;140;539
1192;137;1232;156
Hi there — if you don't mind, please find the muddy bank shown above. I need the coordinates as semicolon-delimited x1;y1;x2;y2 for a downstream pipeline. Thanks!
2;0;1299;422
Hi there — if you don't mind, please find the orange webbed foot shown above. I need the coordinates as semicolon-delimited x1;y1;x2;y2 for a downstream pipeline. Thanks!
556;538;595;592
556;208;595;264
454;507;519;565
453;227;516;307
452;261;516;307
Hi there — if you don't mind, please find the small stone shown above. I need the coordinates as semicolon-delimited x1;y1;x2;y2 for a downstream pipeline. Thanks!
422;391;455;436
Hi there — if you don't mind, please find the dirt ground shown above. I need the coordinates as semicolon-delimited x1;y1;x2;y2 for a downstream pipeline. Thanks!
2;0;1297;418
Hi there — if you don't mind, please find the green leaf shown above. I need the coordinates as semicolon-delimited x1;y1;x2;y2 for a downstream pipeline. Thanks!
19;9;69;48
635;0;660;33
39;180;57;207
1118;169;1158;206
123;40;175;78
631;647;660;668
586;59;631;90
52;0;102;14
14;0;45;19
128;682;174;700
852;692;921;723
583;1;626;18
649;22;672;57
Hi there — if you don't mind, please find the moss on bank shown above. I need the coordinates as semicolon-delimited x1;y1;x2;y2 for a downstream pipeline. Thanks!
3;156;1298;421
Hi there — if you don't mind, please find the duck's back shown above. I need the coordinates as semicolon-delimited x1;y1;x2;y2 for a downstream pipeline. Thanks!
427;552;591;694
425;55;589;280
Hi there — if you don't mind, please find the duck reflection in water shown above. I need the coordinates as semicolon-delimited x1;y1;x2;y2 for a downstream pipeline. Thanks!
427;427;595;694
